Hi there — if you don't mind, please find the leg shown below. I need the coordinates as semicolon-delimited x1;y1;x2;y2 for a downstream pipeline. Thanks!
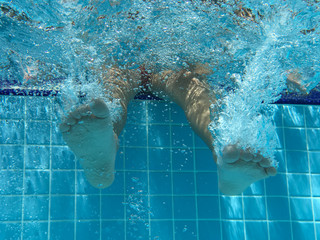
151;69;277;195
60;68;140;188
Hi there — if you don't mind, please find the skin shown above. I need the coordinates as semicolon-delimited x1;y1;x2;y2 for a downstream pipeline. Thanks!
60;66;277;195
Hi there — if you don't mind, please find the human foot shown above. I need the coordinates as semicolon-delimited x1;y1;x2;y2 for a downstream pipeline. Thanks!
59;99;118;188
217;144;277;195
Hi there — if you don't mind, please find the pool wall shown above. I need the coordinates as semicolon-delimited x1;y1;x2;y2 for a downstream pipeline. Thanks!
0;95;320;240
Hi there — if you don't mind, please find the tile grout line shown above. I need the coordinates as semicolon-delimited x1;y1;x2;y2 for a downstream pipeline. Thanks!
242;193;246;240
21;97;27;240
48;97;53;240
123;127;127;240
303;106;317;240
146;101;152;238
169;103;176;240
281;106;294;240
192;132;200;240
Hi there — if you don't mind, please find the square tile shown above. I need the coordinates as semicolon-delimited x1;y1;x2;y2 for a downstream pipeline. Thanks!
125;171;148;195
196;172;218;195
267;197;290;220
149;172;172;195
245;221;268;240
0;223;21;240
26;97;51;120
173;172;195;195
292;222;315;240
126;220;149;240
0;196;22;221
171;125;193;148
50;196;75;220
286;151;309;173
77;195;100;219
269;222;292;240
307;129;320;151
76;221;100;240
172;148;194;171
0;170;23;195
243;197;266;220
149;148;171;170
282;105;305;127
124;124;147;147
101;221;125;240
284;128;307;151
197;196;219;219
195;149;216;171
0;145;24;169
24;170;49;194
171;105;188;124
221;221;244;240
50;222;74;240
313;198;320;220
25;146;50;169
220;196;243;219
150;196;172;219
311;174;320;196
51;171;75;194
174;220;197;240
126;101;146;124
0;96;25;119
265;174;287;196
100;171;124;195
198;220;220;240
305;105;320;128
290;197;313;220
148;125;170;147
287;174;310;196
125;147;147;170
23;196;49;220
174;196;196;219
101;196;124;219
147;101;170;123
51;146;76;169
26;121;50;145
0;120;24;144
310;151;320;173
151;221;173;240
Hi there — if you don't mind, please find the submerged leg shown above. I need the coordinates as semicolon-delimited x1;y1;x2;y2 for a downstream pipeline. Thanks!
151;69;277;195
60;68;140;188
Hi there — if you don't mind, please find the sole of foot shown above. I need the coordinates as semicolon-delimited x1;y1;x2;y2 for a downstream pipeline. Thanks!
217;144;277;195
59;99;118;188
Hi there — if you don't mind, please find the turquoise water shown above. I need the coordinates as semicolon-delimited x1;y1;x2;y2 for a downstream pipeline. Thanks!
0;96;320;240
1;0;320;239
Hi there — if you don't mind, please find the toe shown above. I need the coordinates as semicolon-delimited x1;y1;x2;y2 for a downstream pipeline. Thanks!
222;144;240;163
252;153;262;163
70;109;82;119
240;149;254;161
89;99;110;119
259;158;271;168
78;105;92;116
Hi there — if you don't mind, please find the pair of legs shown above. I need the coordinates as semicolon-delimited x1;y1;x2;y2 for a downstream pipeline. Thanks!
59;66;277;195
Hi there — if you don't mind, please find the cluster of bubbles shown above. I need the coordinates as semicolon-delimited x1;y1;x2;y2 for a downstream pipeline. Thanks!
1;0;320;158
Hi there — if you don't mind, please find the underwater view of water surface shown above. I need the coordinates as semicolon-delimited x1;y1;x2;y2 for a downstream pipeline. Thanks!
0;0;320;239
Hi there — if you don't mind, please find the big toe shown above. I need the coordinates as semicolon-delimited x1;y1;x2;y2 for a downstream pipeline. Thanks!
89;99;110;119
222;144;240;163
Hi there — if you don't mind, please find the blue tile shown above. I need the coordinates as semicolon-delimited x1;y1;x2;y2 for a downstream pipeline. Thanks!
314;198;320;220
274;150;286;173
307;129;320;151
23;196;48;220
24;171;49;194
149;148;171;170
150;196;172;219
0;120;24;144
195;149;216;171
174;196;196;219
245;222;268;240
26;97;51;120
125;147;147;170
148;101;170;123
151;221;173;240
25;146;50;169
265;174;287;196
282;105;305;127
76;171;100;194
77;195;100;219
172;148;194;171
196;172;218;195
171;105;188;124
290;197;313;220
243;197;266;220
50;196;74;220
0;145;24;169
275;127;284;149
174;221;197;240
76;221;100;240
0;96;25;119
269;222;292;240
126;196;150;222
194;134;208;148
305;106;320;128
126;220;149;240
52;121;65;145
50;222;74;240
292;222;315;240
286;151;309;173
101;196;124;219
124;124;147;147
197;196;219;219
126;101;146;124
272;105;283;127
126;171;148;195
287;174;310;196
267;197;290;220
149;172;171;195
0;196;22;221
101;221;125;240
311;174;320;197
243;180;265;195
220;196;243;219
284;128;307;151
310;152;320;173
148;125;170;147
173;172;195;194
0;170;23;195
101;171;124;195
171;125;193;148
51;146;75;169
24;222;48;240
51;171;75;194
221;221;244;240
0;223;21;240
198;220;220;240
26;121;50;145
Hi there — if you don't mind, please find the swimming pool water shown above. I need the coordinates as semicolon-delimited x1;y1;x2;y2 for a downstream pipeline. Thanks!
0;95;319;240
